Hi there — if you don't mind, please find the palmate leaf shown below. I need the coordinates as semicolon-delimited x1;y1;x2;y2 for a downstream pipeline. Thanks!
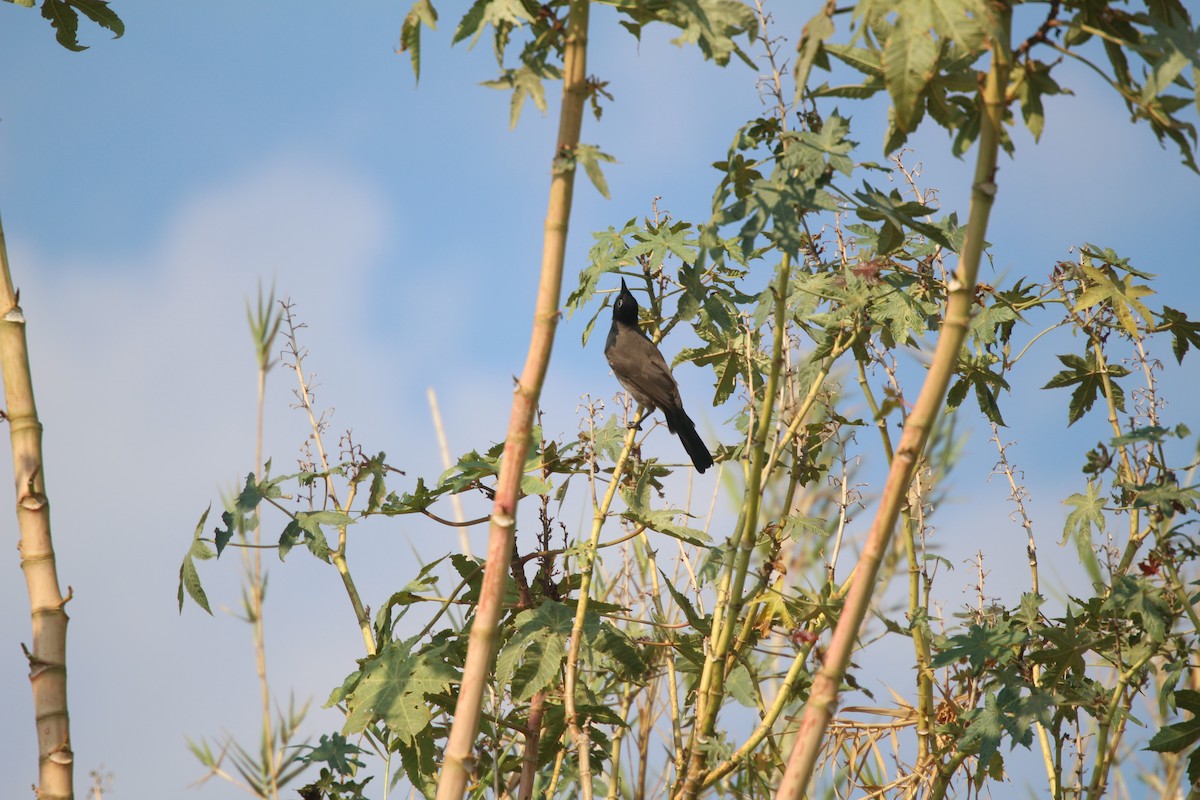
1061;480;1104;585
946;352;1009;425
37;0;123;52
1104;574;1173;644
178;505;214;614
575;144;617;199
1148;689;1200;785
793;1;835;97
620;467;711;544
1073;259;1156;337
1042;351;1129;425
613;0;759;68
957;686;1054;766
339;634;458;743
483;62;562;129
451;0;533;48
565;218;639;320
399;0;438;82
882;9;939;134
496;602;572;701
931;616;1026;672
1158;306;1200;363
1013;59;1070;141
869;271;940;347
277;510;349;562
677;325;757;408
628;219;699;274
1030;606;1092;685
590;621;649;678
853;184;952;251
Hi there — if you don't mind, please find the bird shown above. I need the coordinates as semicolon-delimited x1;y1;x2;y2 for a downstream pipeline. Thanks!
604;278;714;473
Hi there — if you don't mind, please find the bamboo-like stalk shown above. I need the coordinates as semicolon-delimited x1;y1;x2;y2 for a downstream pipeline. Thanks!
773;7;1014;796
434;3;590;796
0;214;74;799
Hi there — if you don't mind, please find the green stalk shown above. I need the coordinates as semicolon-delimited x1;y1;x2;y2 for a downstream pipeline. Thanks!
679;256;790;799
565;419;640;795
0;214;75;799
435;3;590;796
902;513;934;762
774;7;1014;795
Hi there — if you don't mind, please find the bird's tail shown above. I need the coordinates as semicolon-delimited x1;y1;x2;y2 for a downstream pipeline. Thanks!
665;408;714;474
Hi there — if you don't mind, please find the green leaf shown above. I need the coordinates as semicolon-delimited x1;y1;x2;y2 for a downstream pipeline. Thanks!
793;3;835;96
882;10;938;135
1147;716;1200;753
931;616;1026;672
946;352;1009;425
298;732;367;775
1014;60;1068;142
576;144;617;200
823;42;882;77
957;687;1054;766
496;603;572;701
65;0;121;35
1061;481;1105;585
340;635;459;743
1148;690;1200;753
852;184;951;249
616;0;759;68
38;0;122;51
483;62;561;129
399;0;438;83
178;506;214;614
660;570;709;636
396;733;438;798
1104;574;1172;644
1073;257;1156;337
1042;351;1129;426
620;470;711;544
451;0;532;48
41;0;84;51
925;0;991;51
1158;306;1200;363
590;621;648;678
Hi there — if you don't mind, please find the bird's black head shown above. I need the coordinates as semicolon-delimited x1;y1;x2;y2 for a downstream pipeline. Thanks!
612;278;640;326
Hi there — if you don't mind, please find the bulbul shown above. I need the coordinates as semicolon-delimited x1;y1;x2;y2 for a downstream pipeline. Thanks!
605;278;714;473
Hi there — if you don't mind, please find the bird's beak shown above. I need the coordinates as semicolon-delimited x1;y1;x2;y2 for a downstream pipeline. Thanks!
620;278;628;290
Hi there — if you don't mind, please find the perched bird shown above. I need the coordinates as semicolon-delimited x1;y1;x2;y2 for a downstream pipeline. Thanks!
604;278;714;473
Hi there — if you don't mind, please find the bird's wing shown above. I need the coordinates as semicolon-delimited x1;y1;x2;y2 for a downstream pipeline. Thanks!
608;327;684;412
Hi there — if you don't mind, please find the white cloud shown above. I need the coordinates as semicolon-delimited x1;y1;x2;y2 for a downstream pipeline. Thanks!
0;152;398;798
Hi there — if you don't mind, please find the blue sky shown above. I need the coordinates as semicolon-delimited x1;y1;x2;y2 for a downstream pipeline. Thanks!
1;2;1198;797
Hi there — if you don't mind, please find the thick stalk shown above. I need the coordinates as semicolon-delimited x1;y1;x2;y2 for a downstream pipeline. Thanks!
435;5;590;797
0;214;74;800
774;8;1013;796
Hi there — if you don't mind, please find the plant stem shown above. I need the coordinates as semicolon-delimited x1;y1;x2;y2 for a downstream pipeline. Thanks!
679;257;790;800
774;6;1014;795
251;312;277;799
435;4;590;796
0;213;75;798
565;419;640;797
